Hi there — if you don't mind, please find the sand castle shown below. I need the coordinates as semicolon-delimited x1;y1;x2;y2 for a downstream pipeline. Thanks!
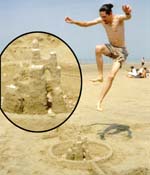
2;39;67;115
48;134;113;175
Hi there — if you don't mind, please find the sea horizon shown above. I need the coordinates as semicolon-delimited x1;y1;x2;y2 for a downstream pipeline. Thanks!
79;57;150;65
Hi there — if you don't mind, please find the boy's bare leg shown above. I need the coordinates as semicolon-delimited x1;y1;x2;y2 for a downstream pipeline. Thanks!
97;61;121;111
91;45;110;83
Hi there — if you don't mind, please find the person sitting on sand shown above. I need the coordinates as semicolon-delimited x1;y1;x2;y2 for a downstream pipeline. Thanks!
65;3;132;111
135;67;147;78
138;66;144;74
128;67;147;78
127;66;138;78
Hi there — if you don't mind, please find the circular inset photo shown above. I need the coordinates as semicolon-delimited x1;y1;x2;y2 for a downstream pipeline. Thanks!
0;31;82;132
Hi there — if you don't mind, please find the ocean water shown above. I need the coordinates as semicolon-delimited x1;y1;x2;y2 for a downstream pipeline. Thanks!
78;57;145;64
78;55;150;65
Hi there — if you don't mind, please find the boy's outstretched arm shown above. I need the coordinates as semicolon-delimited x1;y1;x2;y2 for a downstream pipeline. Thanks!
119;5;132;21
65;16;102;27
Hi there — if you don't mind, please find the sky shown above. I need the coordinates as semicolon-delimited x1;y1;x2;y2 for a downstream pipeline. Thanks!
0;0;150;63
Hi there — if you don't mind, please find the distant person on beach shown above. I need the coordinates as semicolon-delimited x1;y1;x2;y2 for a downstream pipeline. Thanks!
141;57;145;67
138;66;144;75
128;67;147;78
65;4;132;111
127;66;138;77
135;67;147;78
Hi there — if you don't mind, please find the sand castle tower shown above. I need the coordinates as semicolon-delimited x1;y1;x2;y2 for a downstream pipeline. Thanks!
2;39;67;115
63;136;91;161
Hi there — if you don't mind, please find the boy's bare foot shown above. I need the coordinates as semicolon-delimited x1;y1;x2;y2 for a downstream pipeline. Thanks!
90;77;103;83
97;101;103;112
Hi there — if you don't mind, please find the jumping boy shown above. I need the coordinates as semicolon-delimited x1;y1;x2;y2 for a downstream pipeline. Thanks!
65;4;132;111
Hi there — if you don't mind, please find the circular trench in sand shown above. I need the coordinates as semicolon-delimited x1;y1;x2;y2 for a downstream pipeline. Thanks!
48;139;113;170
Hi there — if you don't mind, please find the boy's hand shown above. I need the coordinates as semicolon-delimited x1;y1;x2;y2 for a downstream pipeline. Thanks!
122;5;132;14
65;17;74;24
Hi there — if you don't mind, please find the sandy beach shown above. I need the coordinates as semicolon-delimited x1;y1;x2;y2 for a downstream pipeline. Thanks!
0;62;150;175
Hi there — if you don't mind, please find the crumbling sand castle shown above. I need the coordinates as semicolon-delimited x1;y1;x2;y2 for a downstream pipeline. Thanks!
48;135;113;175
2;39;68;115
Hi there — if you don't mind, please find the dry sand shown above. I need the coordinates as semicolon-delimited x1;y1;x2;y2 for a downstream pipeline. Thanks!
0;63;150;174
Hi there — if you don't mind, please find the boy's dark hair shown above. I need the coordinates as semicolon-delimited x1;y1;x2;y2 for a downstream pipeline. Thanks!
99;4;114;15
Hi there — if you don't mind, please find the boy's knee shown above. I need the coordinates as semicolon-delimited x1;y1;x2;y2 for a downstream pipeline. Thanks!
108;74;115;81
95;45;105;54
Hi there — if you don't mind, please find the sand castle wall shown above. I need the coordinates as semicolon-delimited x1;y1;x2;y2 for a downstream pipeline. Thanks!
2;39;67;115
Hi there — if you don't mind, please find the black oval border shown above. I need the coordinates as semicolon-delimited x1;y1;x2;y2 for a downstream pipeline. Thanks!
0;31;83;133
